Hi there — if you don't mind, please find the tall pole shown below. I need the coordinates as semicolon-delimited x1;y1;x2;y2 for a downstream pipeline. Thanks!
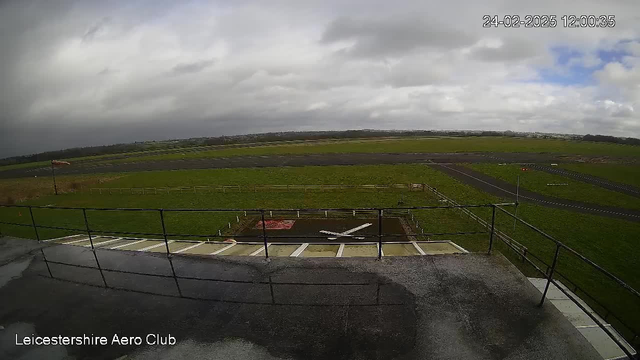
513;174;519;231
51;161;58;195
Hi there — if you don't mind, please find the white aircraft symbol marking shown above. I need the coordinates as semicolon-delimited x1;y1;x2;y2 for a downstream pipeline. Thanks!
319;223;372;240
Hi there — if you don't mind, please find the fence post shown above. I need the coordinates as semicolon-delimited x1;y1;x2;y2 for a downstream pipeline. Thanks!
83;208;108;288
539;244;561;307
261;210;269;259
488;205;496;254
378;209;383;260
28;206;40;242
159;209;171;255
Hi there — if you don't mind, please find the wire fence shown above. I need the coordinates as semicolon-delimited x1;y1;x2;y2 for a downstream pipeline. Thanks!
88;183;429;195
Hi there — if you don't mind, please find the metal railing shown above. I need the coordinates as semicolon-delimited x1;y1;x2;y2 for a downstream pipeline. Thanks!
88;183;430;195
0;203;498;257
494;205;638;359
1;202;637;358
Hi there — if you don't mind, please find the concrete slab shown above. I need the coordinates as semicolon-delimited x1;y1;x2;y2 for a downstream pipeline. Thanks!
342;244;378;257
301;244;339;257
179;242;228;255
146;241;195;253
119;240;161;251
528;277;635;359
263;244;298;257
579;326;633;360
382;243;419;256
0;239;604;360
550;299;599;327
217;244;263;256
528;277;571;300
102;238;137;249
418;242;462;255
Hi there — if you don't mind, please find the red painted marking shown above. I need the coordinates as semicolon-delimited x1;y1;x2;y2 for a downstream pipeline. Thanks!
255;220;295;230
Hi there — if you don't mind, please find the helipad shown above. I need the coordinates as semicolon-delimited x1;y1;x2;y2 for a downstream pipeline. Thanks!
43;217;468;258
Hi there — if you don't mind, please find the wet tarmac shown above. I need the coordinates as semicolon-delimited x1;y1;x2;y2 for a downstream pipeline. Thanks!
0;237;602;360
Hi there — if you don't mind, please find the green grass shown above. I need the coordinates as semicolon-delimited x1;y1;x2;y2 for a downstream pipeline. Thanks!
466;163;640;210
561;163;640;188
0;160;52;171
4;136;640;172
100;137;640;164
1;164;638;341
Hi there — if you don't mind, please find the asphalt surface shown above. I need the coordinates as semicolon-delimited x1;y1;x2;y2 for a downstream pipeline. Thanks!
239;218;408;243
0;152;594;179
0;237;601;360
529;164;640;198
430;164;640;222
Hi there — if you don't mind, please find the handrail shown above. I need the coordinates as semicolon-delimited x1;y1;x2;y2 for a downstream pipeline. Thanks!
1;201;636;357
495;205;640;300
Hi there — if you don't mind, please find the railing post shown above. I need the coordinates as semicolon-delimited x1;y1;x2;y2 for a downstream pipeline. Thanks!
159;209;171;255
378;209;383;260
261;210;269;259
539;244;561;307
28;206;40;242
488;205;496;254
40;248;53;278
83;208;108;288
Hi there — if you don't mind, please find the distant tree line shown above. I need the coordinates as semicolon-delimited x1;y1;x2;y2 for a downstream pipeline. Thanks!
582;134;640;146
1;130;638;166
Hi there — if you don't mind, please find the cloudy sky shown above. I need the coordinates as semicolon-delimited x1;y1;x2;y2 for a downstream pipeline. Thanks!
1;0;639;157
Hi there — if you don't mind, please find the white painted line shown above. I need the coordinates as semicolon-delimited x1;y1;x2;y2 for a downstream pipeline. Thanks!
139;241;173;252
43;234;83;243
412;241;426;255
250;244;270;256
448;241;469;254
175;242;205;254
87;238;122;248
63;237;91;245
291;243;309;257
576;324;612;329
210;243;236;255
111;239;146;249
336;244;345;257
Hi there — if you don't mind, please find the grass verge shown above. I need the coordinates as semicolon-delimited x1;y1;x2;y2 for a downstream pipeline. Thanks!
466;163;640;210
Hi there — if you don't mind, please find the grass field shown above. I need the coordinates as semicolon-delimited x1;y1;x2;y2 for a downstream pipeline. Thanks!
561;163;640;188
0;174;124;204
97;137;640;165
466;163;640;210
0;163;638;340
3;136;640;173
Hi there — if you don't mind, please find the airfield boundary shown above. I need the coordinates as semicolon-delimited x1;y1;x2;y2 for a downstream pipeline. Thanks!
1;200;638;357
88;183;428;195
